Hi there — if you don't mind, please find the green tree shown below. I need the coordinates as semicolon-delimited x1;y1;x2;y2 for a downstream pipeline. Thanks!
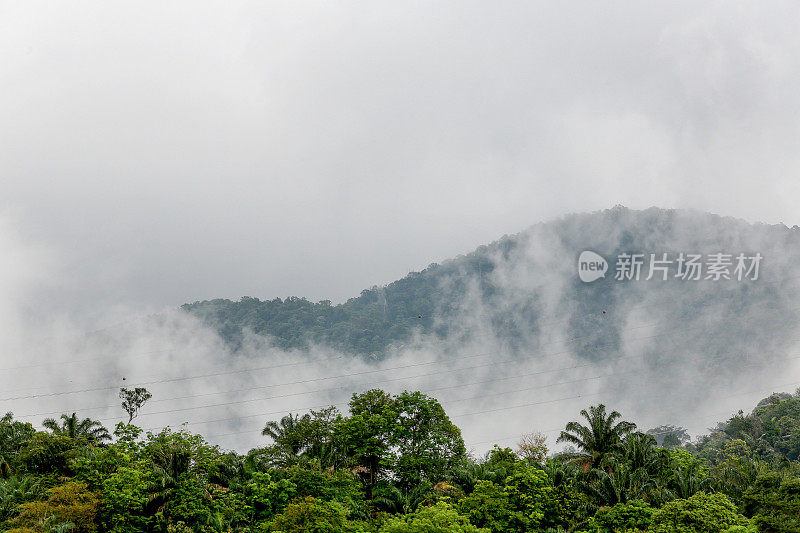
242;471;296;522
17;432;77;476
540;459;586;530
262;413;310;460
278;464;365;518
646;425;690;448
647;492;749;533
0;413;35;477
503;466;554;530
163;476;216;530
265;497;364;533
380;501;488;533
260;408;347;469
710;440;763;504
457;480;513;532
338;390;399;497
580;462;656;507
300;407;348;469
457;466;555;532
8;481;100;533
119;388;152;424
100;466;150;533
577;433;672;507
140;428;220;526
743;472;800;533
591;499;654;532
557;405;636;469
336;390;466;498
669;456;712;500
42;414;110;445
392;391;466;491
622;433;669;475
0;476;44;524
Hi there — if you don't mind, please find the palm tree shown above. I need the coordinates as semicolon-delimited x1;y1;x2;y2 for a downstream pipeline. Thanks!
145;439;193;516
711;453;763;501
0;476;43;522
544;458;579;489
557;404;636;469
577;434;675;507
371;482;407;514
209;453;249;490
579;462;656;506
1;412;35;476
42;413;111;444
622;432;670;474
670;461;712;499
262;414;309;456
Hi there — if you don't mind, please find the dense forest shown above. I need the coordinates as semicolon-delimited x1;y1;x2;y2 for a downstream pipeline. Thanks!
3;387;800;532
50;207;800;531
180;250;500;356
180;208;800;367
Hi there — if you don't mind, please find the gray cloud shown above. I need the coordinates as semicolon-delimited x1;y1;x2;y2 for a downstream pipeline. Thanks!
2;2;800;454
2;206;799;456
2;2;799;319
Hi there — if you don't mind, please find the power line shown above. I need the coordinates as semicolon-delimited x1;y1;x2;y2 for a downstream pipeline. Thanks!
7;298;797;405
462;378;800;448
196;374;800;448
138;347;800;446
13;308;798;421
5;294;800;454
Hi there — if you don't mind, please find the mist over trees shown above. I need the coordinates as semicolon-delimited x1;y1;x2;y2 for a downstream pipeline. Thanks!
7;207;800;531
182;207;800;374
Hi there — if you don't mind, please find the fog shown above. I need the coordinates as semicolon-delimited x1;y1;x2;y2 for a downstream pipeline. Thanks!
2;2;800;321
3;2;800;454
3;207;800;455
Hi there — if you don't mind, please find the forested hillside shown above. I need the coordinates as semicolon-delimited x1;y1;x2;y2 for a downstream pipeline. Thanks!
182;207;800;365
4;388;800;532
180;248;500;355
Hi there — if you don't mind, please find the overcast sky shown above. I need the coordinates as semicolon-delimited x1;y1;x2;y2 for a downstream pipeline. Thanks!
2;1;799;323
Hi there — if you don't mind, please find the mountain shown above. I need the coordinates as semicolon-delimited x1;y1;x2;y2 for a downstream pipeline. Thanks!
181;206;800;371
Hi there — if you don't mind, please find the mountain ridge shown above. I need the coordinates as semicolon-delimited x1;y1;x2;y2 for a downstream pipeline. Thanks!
182;205;800;360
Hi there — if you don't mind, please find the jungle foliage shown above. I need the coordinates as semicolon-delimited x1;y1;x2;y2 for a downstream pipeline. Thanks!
5;388;800;532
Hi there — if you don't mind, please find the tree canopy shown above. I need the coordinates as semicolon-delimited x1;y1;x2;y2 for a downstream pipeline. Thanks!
4;390;800;532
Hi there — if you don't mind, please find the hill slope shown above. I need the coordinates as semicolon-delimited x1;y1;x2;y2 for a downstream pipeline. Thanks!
182;206;800;367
